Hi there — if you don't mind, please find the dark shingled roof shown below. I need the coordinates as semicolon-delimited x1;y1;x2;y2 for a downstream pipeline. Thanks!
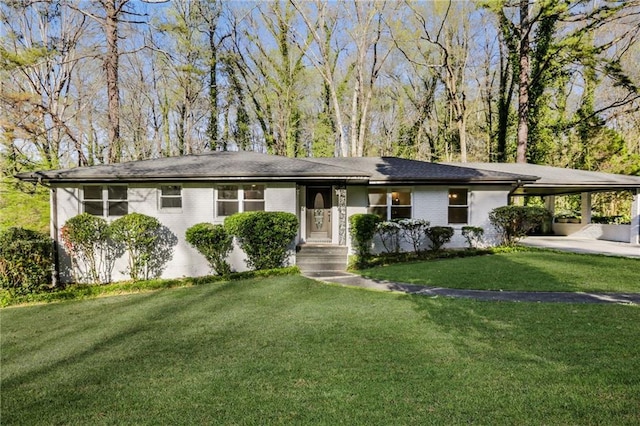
449;163;640;195
15;151;369;183
305;157;538;184
16;151;537;185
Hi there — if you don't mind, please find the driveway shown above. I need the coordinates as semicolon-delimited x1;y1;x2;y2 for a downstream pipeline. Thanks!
305;272;640;305
305;236;640;304
520;236;640;258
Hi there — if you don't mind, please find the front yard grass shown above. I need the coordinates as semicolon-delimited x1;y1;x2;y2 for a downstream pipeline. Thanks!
359;249;640;293
2;274;640;425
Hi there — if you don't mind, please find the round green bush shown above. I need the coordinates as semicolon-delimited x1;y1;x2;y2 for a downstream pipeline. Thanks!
425;226;454;251
61;213;111;283
0;227;53;295
110;213;162;280
224;211;298;270
186;223;232;275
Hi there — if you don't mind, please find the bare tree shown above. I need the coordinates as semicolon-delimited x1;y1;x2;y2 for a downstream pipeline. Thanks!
0;1;91;168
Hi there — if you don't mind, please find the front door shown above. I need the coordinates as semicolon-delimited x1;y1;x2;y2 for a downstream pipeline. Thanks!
306;186;332;242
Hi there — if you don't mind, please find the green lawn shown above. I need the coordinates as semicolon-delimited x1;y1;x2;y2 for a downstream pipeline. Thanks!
359;250;640;293
2;275;640;425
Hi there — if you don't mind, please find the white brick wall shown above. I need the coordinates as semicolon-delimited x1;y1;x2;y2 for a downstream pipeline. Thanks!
357;185;511;253
52;182;511;282
53;183;299;282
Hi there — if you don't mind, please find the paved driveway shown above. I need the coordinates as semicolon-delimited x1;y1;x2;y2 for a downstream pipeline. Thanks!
305;236;640;304
520;236;640;258
307;272;640;304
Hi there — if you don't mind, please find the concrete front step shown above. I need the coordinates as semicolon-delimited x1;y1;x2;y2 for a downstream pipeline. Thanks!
296;244;348;272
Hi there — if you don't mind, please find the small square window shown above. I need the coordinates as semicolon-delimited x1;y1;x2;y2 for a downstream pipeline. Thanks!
160;185;182;209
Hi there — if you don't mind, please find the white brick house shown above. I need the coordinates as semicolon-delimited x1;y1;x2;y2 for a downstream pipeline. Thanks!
16;151;640;282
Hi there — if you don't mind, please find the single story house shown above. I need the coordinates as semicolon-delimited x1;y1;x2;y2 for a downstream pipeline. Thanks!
16;151;640;282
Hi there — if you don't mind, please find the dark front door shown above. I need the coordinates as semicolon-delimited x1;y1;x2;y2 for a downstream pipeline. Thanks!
306;187;332;242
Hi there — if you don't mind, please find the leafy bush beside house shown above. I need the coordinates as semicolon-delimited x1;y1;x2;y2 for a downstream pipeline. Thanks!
61;213;117;284
0;227;53;295
225;211;298;271
489;205;552;245
461;226;484;249
398;218;430;252
185;223;232;275
349;214;382;259
425;226;454;251
375;220;402;254
110;213;163;281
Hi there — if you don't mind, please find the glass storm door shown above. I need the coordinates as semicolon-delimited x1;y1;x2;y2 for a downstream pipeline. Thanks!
306;187;332;242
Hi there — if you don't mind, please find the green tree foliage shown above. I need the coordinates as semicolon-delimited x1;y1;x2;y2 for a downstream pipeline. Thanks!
110;213;162;281
0;227;53;295
224;211;298;270
0;153;50;234
60;213;114;284
185;223;232;275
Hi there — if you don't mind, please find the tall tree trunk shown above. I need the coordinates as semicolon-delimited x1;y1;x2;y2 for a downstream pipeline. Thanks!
208;29;219;150
516;0;530;164
104;0;121;163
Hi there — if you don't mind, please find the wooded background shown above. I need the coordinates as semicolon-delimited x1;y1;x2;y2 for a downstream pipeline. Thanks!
2;0;639;231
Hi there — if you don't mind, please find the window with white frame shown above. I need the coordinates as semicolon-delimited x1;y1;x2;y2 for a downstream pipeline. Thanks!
160;185;182;209
216;185;265;217
82;185;128;217
448;188;468;224
243;184;265;211
217;185;239;216
367;188;412;220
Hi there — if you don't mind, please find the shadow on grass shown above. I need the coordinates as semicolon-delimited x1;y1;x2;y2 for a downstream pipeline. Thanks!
1;279;251;419
359;251;640;293
1;275;328;424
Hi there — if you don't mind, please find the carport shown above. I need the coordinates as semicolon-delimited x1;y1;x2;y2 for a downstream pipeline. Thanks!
453;163;640;245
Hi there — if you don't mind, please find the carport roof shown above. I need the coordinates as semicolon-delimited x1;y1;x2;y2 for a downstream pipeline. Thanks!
450;163;640;196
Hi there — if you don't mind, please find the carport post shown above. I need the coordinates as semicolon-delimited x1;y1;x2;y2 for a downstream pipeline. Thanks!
631;189;639;245
544;195;555;215
581;192;592;224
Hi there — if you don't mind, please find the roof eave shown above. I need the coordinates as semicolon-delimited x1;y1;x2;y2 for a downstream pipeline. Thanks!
17;174;370;184
368;178;537;185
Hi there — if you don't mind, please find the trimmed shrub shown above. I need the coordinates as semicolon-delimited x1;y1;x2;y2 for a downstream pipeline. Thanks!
349;214;382;258
110;213;162;280
398;218;430;252
225;211;298;270
461;226;484;249
376;220;402;254
186;223;232;275
489;206;552;245
61;213;114;283
0;227;53;295
425;226;454;251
